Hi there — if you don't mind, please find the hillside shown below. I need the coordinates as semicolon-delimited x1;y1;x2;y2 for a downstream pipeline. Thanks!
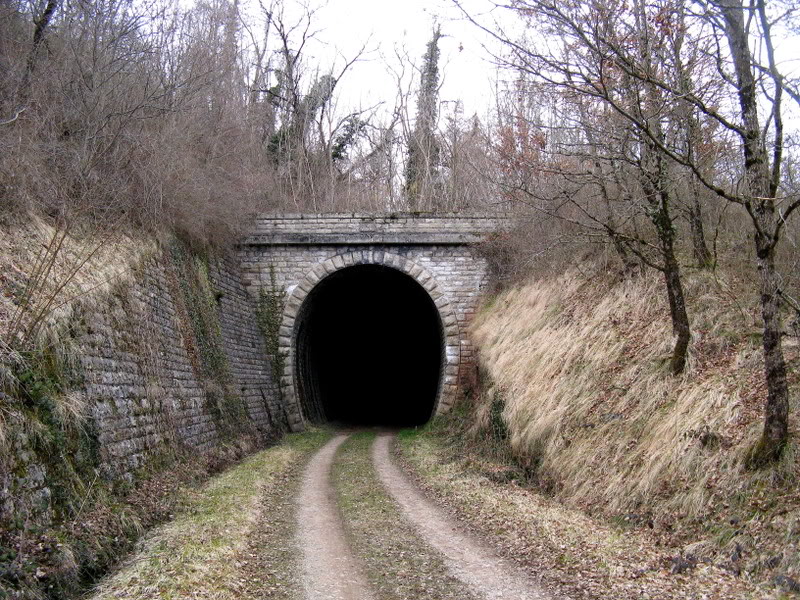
466;266;799;588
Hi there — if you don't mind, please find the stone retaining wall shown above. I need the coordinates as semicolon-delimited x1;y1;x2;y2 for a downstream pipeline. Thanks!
82;252;281;477
1;249;281;527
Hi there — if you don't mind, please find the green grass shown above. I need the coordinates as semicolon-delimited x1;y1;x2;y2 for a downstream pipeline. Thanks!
88;429;331;600
332;431;477;600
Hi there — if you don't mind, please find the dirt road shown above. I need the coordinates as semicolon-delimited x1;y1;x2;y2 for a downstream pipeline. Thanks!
92;428;764;600
295;431;553;600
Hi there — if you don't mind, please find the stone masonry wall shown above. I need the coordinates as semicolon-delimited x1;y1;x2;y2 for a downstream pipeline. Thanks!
238;214;503;426
1;247;281;529
82;251;281;478
239;243;487;361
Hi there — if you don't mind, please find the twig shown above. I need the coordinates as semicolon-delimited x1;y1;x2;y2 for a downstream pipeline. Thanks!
0;107;26;126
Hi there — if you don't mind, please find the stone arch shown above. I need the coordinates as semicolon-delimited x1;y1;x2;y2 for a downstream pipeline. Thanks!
278;250;460;430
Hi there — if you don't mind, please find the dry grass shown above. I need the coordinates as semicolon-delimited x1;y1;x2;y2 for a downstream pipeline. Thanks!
397;428;774;599
0;213;155;454
88;429;330;600
333;432;478;600
0;214;154;337
470;266;799;581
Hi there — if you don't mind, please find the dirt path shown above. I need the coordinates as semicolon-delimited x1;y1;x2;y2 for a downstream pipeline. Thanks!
332;432;482;600
87;428;772;600
295;433;375;600
372;433;555;600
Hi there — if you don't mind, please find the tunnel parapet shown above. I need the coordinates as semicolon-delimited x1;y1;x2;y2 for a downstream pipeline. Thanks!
243;213;503;246
238;213;508;430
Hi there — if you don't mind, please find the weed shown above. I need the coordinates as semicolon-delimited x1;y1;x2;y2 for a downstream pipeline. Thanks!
467;266;800;581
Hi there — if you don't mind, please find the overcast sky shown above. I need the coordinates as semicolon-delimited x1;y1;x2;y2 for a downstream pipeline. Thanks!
229;0;797;131
266;0;503;121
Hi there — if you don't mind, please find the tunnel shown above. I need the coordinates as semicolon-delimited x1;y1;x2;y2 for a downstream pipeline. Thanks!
294;264;444;427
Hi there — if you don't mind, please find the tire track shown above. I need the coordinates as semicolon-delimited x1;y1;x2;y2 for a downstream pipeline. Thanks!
296;433;375;600
332;432;481;600
372;433;553;600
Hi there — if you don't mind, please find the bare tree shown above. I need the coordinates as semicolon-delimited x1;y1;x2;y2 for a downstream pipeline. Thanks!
405;26;443;210
457;0;800;463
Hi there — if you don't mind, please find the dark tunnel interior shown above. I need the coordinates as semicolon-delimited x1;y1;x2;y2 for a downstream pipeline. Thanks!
295;264;443;427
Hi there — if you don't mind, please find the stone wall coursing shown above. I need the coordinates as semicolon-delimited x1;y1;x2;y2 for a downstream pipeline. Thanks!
211;254;285;433
238;214;502;426
244;213;501;244
1;247;280;527
83;251;279;479
239;243;487;354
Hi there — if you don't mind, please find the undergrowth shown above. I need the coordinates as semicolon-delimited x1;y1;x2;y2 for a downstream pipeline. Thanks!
88;429;331;600
168;240;251;439
466;265;800;587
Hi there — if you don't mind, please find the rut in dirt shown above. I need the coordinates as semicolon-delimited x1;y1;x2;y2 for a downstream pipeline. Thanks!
372;433;553;600
295;433;375;600
296;430;553;600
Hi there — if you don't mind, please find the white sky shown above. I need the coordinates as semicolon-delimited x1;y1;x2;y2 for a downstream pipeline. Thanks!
271;0;503;121
230;0;797;135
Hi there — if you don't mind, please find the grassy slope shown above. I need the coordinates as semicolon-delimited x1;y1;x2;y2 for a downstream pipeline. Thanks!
88;429;330;600
398;427;770;599
467;267;799;587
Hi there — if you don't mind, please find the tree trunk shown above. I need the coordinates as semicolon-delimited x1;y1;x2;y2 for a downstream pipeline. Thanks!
662;235;691;375
688;178;713;268
611;234;641;278
19;0;60;101
641;149;691;375
718;0;790;464
596;161;641;277
749;217;790;466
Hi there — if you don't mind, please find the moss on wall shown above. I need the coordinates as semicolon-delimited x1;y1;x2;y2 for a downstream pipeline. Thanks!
1;238;277;599
256;265;286;399
168;241;252;439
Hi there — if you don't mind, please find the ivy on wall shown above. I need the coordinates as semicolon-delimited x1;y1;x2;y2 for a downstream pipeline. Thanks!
256;265;286;400
168;241;251;439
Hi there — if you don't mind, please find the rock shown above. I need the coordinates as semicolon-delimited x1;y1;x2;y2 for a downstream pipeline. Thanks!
670;553;697;574
774;575;800;593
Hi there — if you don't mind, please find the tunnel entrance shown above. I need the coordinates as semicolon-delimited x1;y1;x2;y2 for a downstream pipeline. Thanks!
294;264;443;427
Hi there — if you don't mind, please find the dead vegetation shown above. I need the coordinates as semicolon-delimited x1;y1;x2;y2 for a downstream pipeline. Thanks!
397;427;778;599
88;429;330;600
333;431;478;600
466;265;799;591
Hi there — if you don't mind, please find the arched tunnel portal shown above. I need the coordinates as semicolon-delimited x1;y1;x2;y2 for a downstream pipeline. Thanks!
294;264;444;426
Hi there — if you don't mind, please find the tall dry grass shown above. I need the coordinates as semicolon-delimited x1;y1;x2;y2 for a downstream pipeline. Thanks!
471;266;799;570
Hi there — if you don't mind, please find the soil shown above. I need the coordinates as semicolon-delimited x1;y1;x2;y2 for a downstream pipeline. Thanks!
87;427;786;600
372;433;556;599
295;433;374;600
332;431;481;600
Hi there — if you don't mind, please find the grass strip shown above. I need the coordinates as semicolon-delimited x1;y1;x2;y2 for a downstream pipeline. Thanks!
332;431;478;600
397;425;770;600
89;429;331;600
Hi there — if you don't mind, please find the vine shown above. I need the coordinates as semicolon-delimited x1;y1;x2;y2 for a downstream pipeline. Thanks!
169;241;250;438
256;265;286;401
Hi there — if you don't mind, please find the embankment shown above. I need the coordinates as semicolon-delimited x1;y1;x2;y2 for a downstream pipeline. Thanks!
468;267;799;584
1;219;285;598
